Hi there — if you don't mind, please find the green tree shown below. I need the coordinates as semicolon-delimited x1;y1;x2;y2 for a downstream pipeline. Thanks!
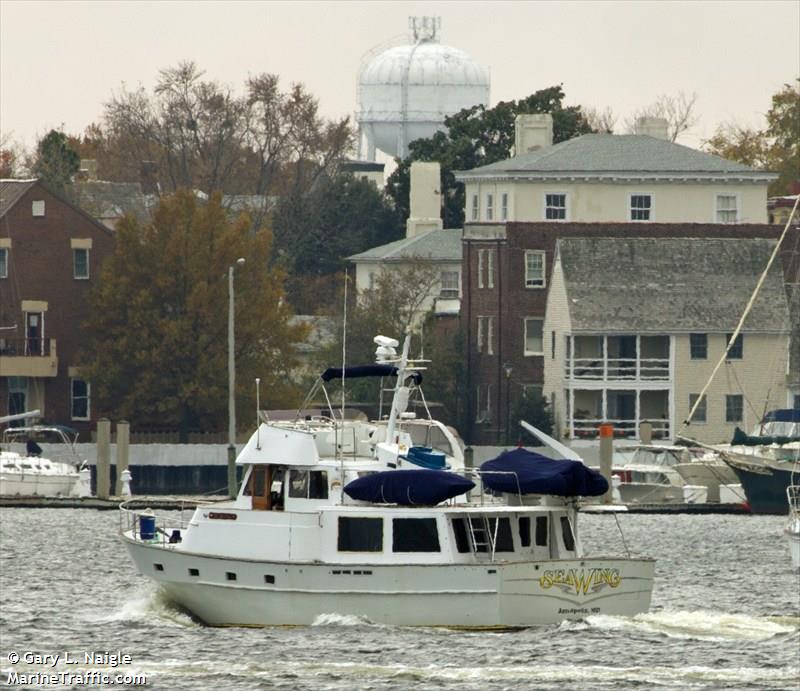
386;85;593;228
508;394;554;447
272;173;402;310
704;80;799;195
32;129;80;192
79;190;307;440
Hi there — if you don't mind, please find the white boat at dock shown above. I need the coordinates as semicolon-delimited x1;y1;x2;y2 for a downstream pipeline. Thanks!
120;335;654;628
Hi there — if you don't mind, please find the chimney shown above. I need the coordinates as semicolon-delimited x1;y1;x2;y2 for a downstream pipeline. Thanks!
514;114;553;156
406;161;443;238
78;159;98;181
634;117;670;141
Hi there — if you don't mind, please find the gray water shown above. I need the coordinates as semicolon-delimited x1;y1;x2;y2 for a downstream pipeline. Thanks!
1;509;798;690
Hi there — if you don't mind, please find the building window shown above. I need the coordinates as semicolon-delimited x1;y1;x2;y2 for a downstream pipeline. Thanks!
501;193;509;221
725;394;743;423
337;517;383;552
689;334;707;360
368;272;375;290
477;249;494;289
524;318;544;355
551;331;556;359
477;316;494;354
725;333;743;359
689;394;707;423
73;248;90;279
440;271;459;298
523;384;543;401
476;384;491;422
525;251;546;288
0;248;7;278
716;194;738;223
71;379;90;420
544;193;567;220
32;200;45;217
630;194;652;221
471;194;479;221
486;194;494;221
392;518;440;552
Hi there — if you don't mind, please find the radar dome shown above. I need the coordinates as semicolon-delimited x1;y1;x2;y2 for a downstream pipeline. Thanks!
357;17;490;160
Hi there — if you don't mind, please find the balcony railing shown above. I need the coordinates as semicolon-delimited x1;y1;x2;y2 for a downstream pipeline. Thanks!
569;417;670;440
566;357;669;381
0;338;58;377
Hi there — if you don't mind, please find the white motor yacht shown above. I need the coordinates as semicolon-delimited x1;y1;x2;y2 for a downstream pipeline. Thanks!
120;335;655;628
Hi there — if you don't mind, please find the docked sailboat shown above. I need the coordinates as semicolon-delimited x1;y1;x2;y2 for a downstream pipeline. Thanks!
120;335;655;628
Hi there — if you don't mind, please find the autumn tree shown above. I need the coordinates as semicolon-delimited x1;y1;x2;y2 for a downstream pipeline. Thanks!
31;129;80;192
98;61;353;205
79;190;307;440
623;91;698;142
386;85;593;229
704;80;800;195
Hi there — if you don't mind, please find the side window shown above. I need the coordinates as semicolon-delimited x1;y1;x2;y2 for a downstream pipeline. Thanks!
452;518;471;553
519;516;531;547
560;516;575;551
535;516;548;546
525;251;546;288
289;470;328;499
337;517;383;552
393;518;440;552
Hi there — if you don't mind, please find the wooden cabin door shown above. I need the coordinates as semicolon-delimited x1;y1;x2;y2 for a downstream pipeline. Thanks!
250;464;271;511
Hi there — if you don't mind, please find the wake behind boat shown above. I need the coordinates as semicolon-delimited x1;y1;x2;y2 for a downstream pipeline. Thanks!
120;335;654;628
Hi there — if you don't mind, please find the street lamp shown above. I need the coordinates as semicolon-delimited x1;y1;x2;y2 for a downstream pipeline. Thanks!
503;361;513;444
228;257;245;497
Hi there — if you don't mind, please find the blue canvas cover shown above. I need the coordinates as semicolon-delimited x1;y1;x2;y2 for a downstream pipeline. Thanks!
344;470;474;506
763;409;800;423
480;448;609;497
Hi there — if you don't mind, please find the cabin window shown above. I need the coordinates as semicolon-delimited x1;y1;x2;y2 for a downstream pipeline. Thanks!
392;518;440;552
535;516;548;546
226;572;237;581
337;517;383;552
264;575;275;584
451;518;471;553
519;516;531;547
188;568;199;577
560;516;576;551
289;469;328;499
491;518;515;552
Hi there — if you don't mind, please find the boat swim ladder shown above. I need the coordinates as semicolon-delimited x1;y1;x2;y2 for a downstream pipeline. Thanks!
468;515;498;561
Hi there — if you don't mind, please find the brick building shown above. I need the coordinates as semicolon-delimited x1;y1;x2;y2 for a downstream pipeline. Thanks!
0;179;116;435
461;222;791;444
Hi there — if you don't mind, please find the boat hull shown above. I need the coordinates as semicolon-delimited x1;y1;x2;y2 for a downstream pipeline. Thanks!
123;536;654;627
0;471;78;497
728;463;797;514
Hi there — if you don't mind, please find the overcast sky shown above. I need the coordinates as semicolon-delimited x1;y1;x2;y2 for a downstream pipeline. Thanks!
1;0;798;155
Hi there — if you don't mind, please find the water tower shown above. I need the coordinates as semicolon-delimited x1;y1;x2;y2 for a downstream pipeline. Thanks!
357;17;490;161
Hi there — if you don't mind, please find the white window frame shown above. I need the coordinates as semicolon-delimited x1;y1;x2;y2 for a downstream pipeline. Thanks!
501;192;509;221
629;193;653;222
524;318;544;356
0;248;7;278
525;251;546;288
439;270;459;298
31;200;45;217
477;316;494;355
486;193;494;221
478;249;494;289
689;394;707;424
70;378;91;420
476;383;492;422
471;194;479;221
73;248;90;280
543;192;568;221
715;193;739;223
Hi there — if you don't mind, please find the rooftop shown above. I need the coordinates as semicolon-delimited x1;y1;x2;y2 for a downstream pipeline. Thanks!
557;237;790;333
455;134;777;182
348;228;462;263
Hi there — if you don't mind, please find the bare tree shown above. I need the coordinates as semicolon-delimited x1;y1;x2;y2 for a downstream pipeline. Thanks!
624;91;699;142
582;106;617;134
